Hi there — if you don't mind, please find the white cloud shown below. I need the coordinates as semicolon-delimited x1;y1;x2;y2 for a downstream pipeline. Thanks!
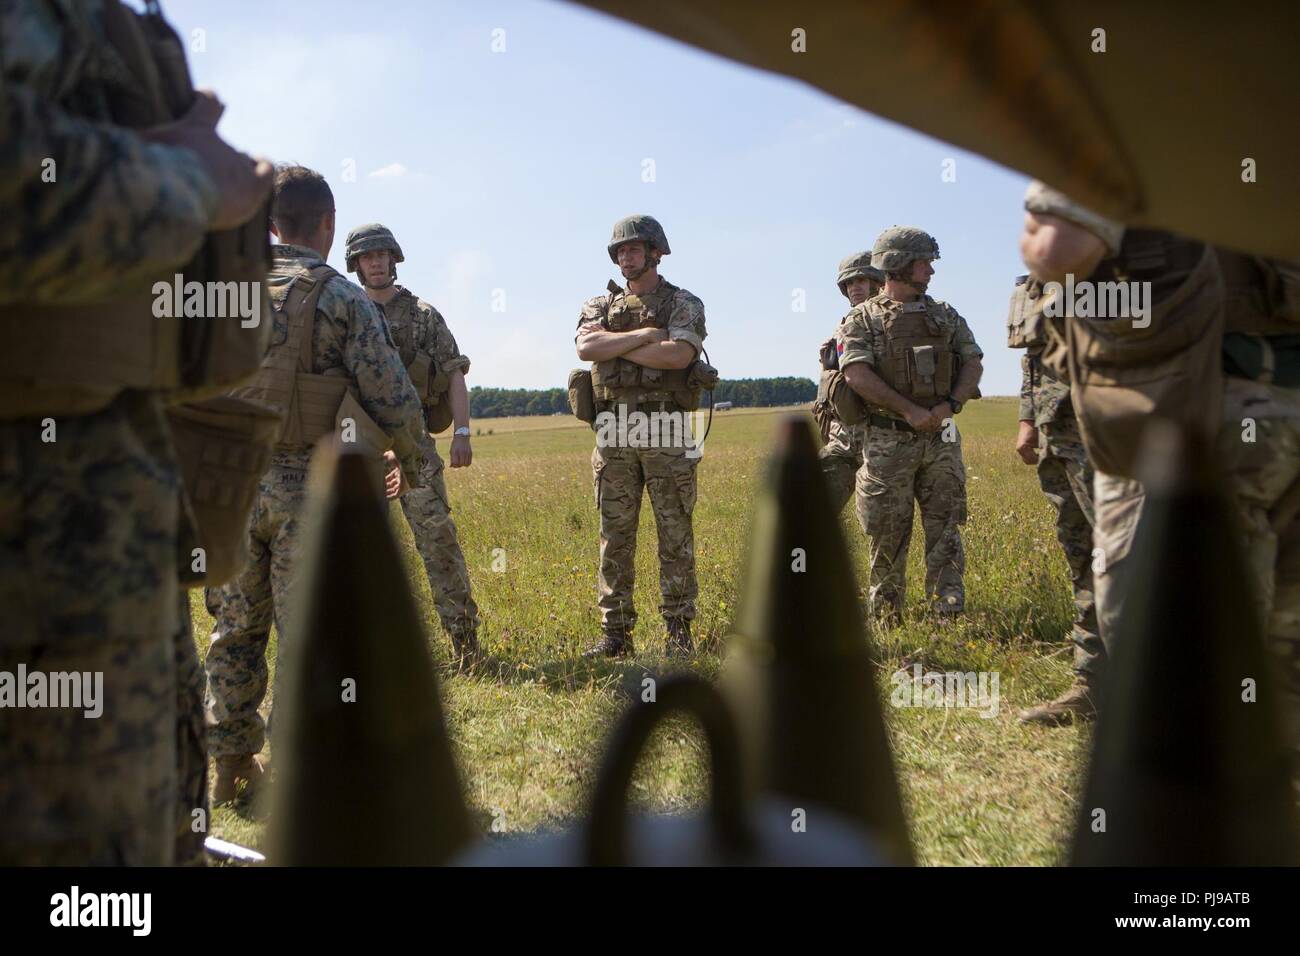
367;162;409;179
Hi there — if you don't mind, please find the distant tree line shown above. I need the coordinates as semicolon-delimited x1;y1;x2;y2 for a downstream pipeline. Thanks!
468;377;816;419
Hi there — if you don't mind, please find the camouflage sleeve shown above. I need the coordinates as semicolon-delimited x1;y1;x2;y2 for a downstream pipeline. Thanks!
835;308;874;370
326;278;427;478
423;303;471;376
0;75;220;302
1024;180;1125;257
947;307;985;361
1019;353;1035;422
666;291;706;357
575;295;607;341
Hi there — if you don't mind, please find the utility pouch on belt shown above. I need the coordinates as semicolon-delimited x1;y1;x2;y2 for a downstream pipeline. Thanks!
569;369;597;423
168;396;281;587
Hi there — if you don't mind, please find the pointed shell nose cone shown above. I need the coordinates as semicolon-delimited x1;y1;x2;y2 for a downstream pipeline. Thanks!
722;416;914;864
268;443;474;864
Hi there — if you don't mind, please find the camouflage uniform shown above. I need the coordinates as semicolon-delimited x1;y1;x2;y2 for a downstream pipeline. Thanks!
1020;352;1101;678
203;244;426;758
818;252;883;515
820;418;868;514
838;293;983;617
378;287;481;646
0;0;223;865
1025;181;1300;756
576;279;708;640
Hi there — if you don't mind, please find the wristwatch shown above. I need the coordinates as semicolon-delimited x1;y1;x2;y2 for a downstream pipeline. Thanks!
453;426;472;438
946;397;964;415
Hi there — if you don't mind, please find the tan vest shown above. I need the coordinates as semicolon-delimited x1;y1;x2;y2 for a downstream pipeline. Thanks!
871;297;956;405
229;265;389;456
590;282;693;408
1064;233;1223;477
0;0;271;421
382;292;453;431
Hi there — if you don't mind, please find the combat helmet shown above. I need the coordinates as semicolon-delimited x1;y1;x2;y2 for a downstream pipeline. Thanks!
346;223;405;287
607;214;671;264
870;226;941;273
836;251;885;297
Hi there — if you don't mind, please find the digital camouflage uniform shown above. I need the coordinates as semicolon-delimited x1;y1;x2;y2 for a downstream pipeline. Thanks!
1020;349;1101;678
378;287;481;646
837;293;983;617
203;244;426;758
576;279;708;641
0;0;222;865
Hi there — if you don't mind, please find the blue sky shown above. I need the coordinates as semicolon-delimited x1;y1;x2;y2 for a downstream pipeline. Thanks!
171;0;1032;395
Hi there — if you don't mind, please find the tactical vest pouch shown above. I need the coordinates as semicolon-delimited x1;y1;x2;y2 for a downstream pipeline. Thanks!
672;360;719;412
168;395;281;587
1006;277;1045;349
425;398;454;434
407;351;431;396
1068;243;1223;478
569;369;597;423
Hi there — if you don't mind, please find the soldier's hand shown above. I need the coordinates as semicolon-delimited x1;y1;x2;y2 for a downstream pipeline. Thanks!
929;402;954;430
903;404;936;432
1016;420;1040;464
450;434;472;468
641;327;670;344
142;90;274;232
383;450;409;498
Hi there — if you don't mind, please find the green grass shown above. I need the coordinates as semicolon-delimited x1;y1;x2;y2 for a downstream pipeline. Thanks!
194;399;1089;865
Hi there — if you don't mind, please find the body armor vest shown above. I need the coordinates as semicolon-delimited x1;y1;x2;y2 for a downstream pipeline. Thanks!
382;291;452;431
590;280;693;408
1006;275;1047;349
871;297;956;406
0;0;271;421
229;264;383;452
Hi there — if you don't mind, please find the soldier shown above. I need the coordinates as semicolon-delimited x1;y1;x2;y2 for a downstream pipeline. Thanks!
203;168;428;801
819;252;885;514
1018;180;1300;768
346;223;483;667
1006;274;1103;724
575;215;710;658
0;0;272;863
835;227;984;622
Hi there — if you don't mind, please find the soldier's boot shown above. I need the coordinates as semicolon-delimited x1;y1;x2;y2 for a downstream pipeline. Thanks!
665;618;694;659
1017;680;1099;726
583;628;633;659
212;753;270;804
448;630;484;673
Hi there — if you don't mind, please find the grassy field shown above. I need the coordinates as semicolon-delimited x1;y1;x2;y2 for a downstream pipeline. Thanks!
193;399;1090;865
